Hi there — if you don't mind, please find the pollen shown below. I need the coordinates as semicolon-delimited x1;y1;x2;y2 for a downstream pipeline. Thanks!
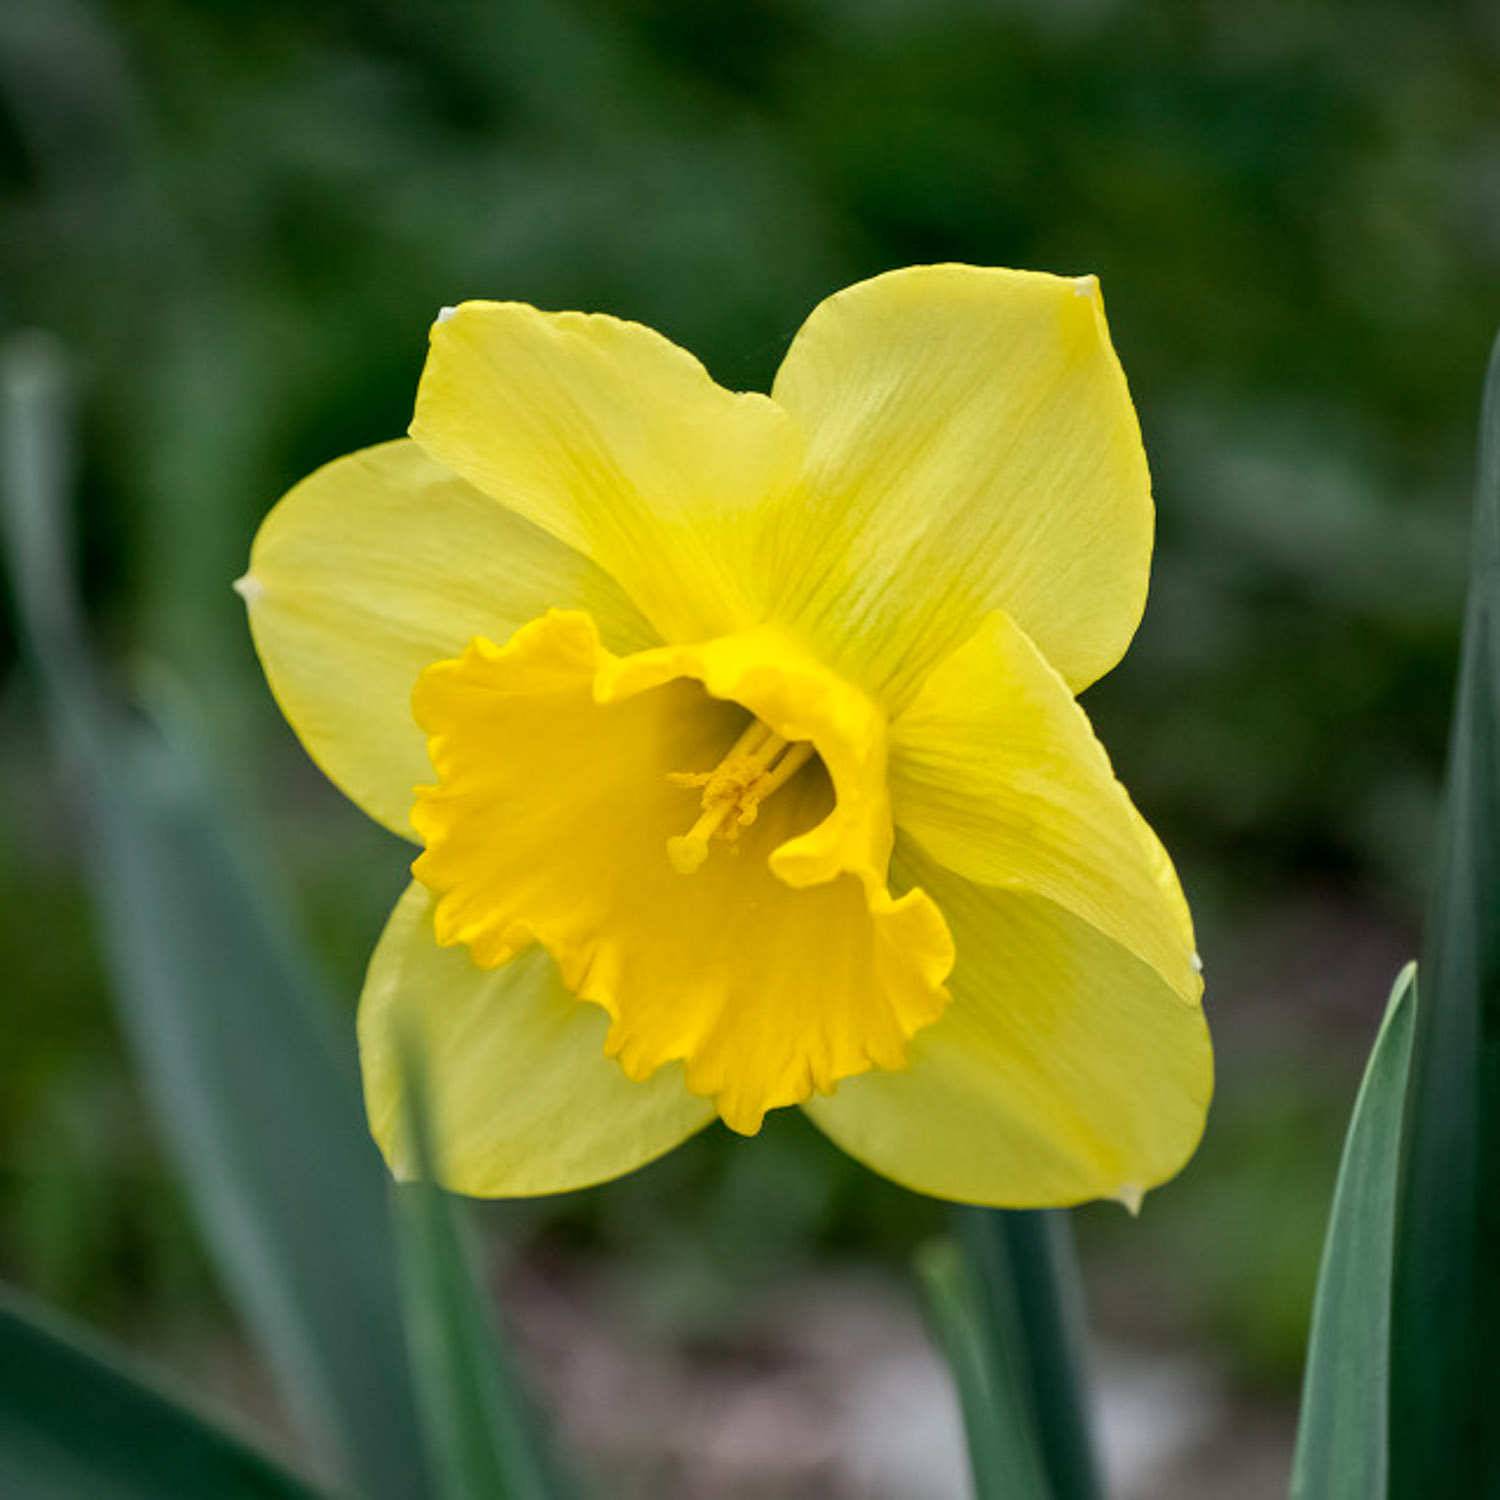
666;718;815;874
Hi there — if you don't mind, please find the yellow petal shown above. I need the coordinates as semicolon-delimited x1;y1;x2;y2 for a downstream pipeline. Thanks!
804;840;1213;1207
360;881;714;1195
409;302;802;645
890;610;1200;1001
409;610;953;1136
769;264;1152;705
240;439;654;839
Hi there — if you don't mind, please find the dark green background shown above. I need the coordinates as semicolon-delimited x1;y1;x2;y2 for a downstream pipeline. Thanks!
3;0;1497;1491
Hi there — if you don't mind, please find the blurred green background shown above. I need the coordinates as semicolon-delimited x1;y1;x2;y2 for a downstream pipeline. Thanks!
3;1;1497;1494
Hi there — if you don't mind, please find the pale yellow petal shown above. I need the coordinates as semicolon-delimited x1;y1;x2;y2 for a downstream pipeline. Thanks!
804;840;1212;1207
409;302;802;645
360;882;714;1195
890;610;1199;1001
768;264;1152;705
240;439;654;839
410;610;952;1136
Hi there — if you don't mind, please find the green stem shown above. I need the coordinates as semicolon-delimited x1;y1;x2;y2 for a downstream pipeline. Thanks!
957;1209;1105;1500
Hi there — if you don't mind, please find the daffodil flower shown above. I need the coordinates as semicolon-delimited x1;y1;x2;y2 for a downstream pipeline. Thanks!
239;265;1211;1208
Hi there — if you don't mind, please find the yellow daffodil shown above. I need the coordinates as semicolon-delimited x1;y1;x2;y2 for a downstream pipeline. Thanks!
239;264;1211;1208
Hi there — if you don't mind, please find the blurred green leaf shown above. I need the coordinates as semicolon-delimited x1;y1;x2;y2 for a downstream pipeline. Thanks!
1390;332;1500;1496
0;338;427;1499
1290;963;1416;1500
0;1286;323;1500
956;1210;1102;1500
916;1237;1053;1500
393;1039;575;1500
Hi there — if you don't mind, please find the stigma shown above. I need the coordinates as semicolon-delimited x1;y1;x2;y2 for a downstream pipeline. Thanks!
666;718;815;874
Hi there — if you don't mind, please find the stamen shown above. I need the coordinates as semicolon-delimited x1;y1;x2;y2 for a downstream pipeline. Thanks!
665;718;773;794
666;720;815;874
754;740;815;800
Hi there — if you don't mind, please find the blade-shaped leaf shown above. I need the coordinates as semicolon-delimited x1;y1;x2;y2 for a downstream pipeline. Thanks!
393;1038;576;1500
0;1287;324;1500
1290;963;1416;1500
916;1237;1054;1500
1389;332;1500;1494
1;339;428;1498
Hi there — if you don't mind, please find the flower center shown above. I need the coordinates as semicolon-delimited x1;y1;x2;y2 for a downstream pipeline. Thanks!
665;718;816;874
409;610;954;1133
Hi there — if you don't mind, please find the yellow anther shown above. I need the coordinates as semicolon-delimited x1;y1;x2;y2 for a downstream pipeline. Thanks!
666;719;815;874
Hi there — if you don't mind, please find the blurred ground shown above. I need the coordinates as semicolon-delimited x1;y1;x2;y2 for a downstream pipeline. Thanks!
3;0;1498;1494
505;1258;1289;1500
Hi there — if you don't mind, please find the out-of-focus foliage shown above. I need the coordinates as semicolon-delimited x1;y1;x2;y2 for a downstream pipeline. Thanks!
2;0;1497;1422
2;0;1493;878
0;1288;324;1500
2;336;575;1500
0;330;430;1499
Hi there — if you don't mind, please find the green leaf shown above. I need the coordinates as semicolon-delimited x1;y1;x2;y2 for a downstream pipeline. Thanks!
1389;333;1500;1495
915;1237;1054;1500
0;1286;324;1500
0;339;427;1498
392;1037;576;1500
1290;963;1416;1500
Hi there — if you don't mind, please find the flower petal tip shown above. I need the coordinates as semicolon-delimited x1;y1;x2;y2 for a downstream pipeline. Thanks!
1115;1183;1145;1216
435;304;458;325
1190;951;1204;975
232;571;264;605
